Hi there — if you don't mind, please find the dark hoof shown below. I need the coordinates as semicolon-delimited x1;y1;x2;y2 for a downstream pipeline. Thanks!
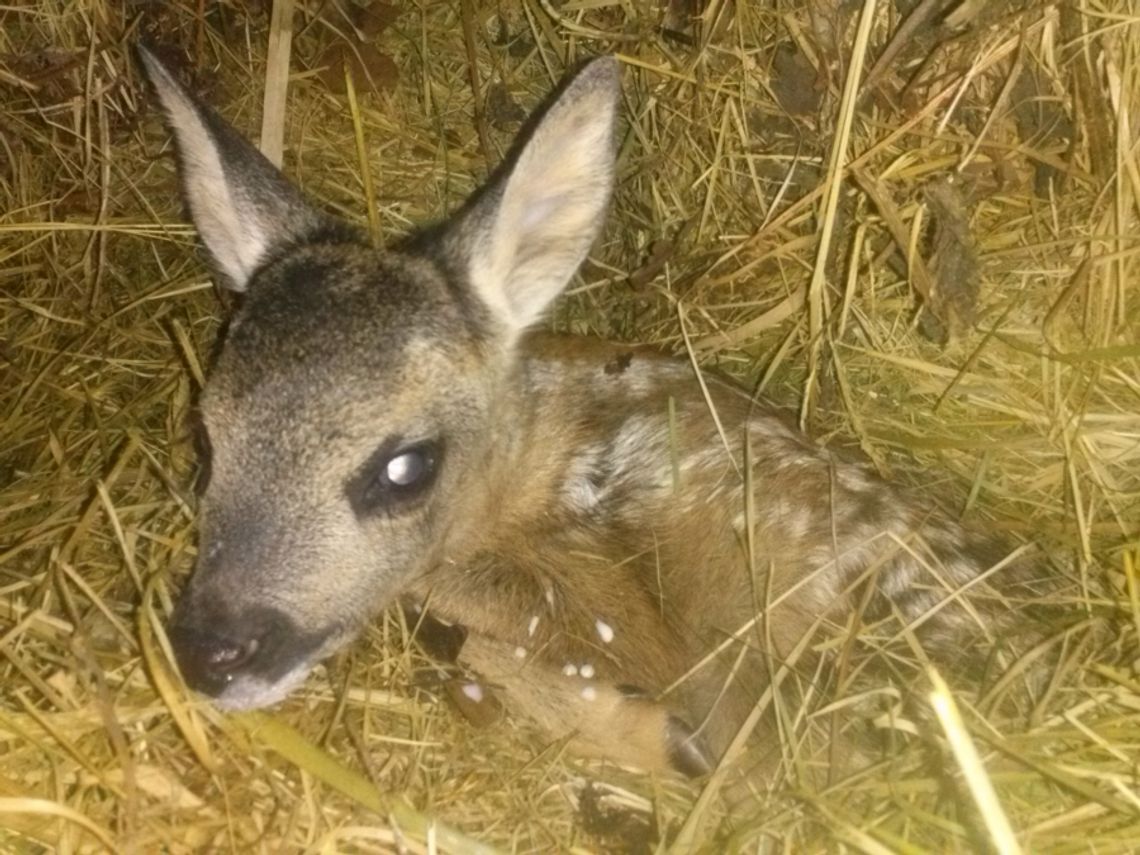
442;678;504;728
403;604;468;663
666;715;713;778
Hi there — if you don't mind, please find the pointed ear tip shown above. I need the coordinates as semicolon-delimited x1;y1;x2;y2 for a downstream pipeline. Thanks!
579;55;621;91
134;41;156;69
135;43;164;84
134;41;180;92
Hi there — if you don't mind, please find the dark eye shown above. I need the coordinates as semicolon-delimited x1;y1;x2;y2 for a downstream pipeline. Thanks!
348;438;442;516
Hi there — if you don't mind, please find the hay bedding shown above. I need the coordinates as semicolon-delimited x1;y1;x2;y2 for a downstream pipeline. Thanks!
1;0;1138;851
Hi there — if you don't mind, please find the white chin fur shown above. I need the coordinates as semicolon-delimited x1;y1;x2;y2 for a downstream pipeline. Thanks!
212;662;315;711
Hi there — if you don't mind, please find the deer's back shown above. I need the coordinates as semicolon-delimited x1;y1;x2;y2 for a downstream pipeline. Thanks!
413;333;969;759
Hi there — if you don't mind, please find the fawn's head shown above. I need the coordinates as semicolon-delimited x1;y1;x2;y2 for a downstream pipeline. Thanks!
139;46;620;708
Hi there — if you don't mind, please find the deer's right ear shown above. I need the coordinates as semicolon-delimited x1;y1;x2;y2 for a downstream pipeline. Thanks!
442;57;620;346
137;44;327;291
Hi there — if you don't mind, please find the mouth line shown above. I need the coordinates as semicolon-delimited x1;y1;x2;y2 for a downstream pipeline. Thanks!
278;618;353;673
209;620;360;711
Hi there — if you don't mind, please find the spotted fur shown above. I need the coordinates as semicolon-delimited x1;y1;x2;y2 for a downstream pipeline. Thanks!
141;46;1052;776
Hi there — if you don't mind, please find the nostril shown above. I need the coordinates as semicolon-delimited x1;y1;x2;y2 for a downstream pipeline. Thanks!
168;622;267;696
207;637;259;672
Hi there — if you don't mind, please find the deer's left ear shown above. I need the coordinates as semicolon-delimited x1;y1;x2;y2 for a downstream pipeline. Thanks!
137;44;329;291
443;57;621;342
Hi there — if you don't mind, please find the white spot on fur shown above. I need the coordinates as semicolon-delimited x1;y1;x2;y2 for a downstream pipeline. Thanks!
562;663;578;677
564;476;602;511
562;444;607;511
513;646;527;660
680;445;731;474
461;683;484;703
838;466;877;494
595;619;614;644
618;367;659;397
527;615;540;637
579;663;596;679
581;686;597;701
613;416;661;469
620;359;693;397
544;585;556;609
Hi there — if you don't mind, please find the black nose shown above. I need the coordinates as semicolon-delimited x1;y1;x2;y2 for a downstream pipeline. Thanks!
167;622;262;696
167;603;295;697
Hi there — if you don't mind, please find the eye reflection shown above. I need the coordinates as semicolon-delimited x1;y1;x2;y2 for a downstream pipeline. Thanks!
386;450;428;486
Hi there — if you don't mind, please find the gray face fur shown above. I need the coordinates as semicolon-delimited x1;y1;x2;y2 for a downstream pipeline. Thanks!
184;248;494;707
139;46;619;708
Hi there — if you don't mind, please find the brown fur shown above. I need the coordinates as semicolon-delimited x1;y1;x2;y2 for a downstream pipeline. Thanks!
139;46;1050;777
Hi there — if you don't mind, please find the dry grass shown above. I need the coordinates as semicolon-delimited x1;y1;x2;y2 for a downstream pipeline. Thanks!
2;0;1139;851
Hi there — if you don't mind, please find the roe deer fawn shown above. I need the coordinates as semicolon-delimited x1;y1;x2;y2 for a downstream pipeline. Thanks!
140;47;1043;776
